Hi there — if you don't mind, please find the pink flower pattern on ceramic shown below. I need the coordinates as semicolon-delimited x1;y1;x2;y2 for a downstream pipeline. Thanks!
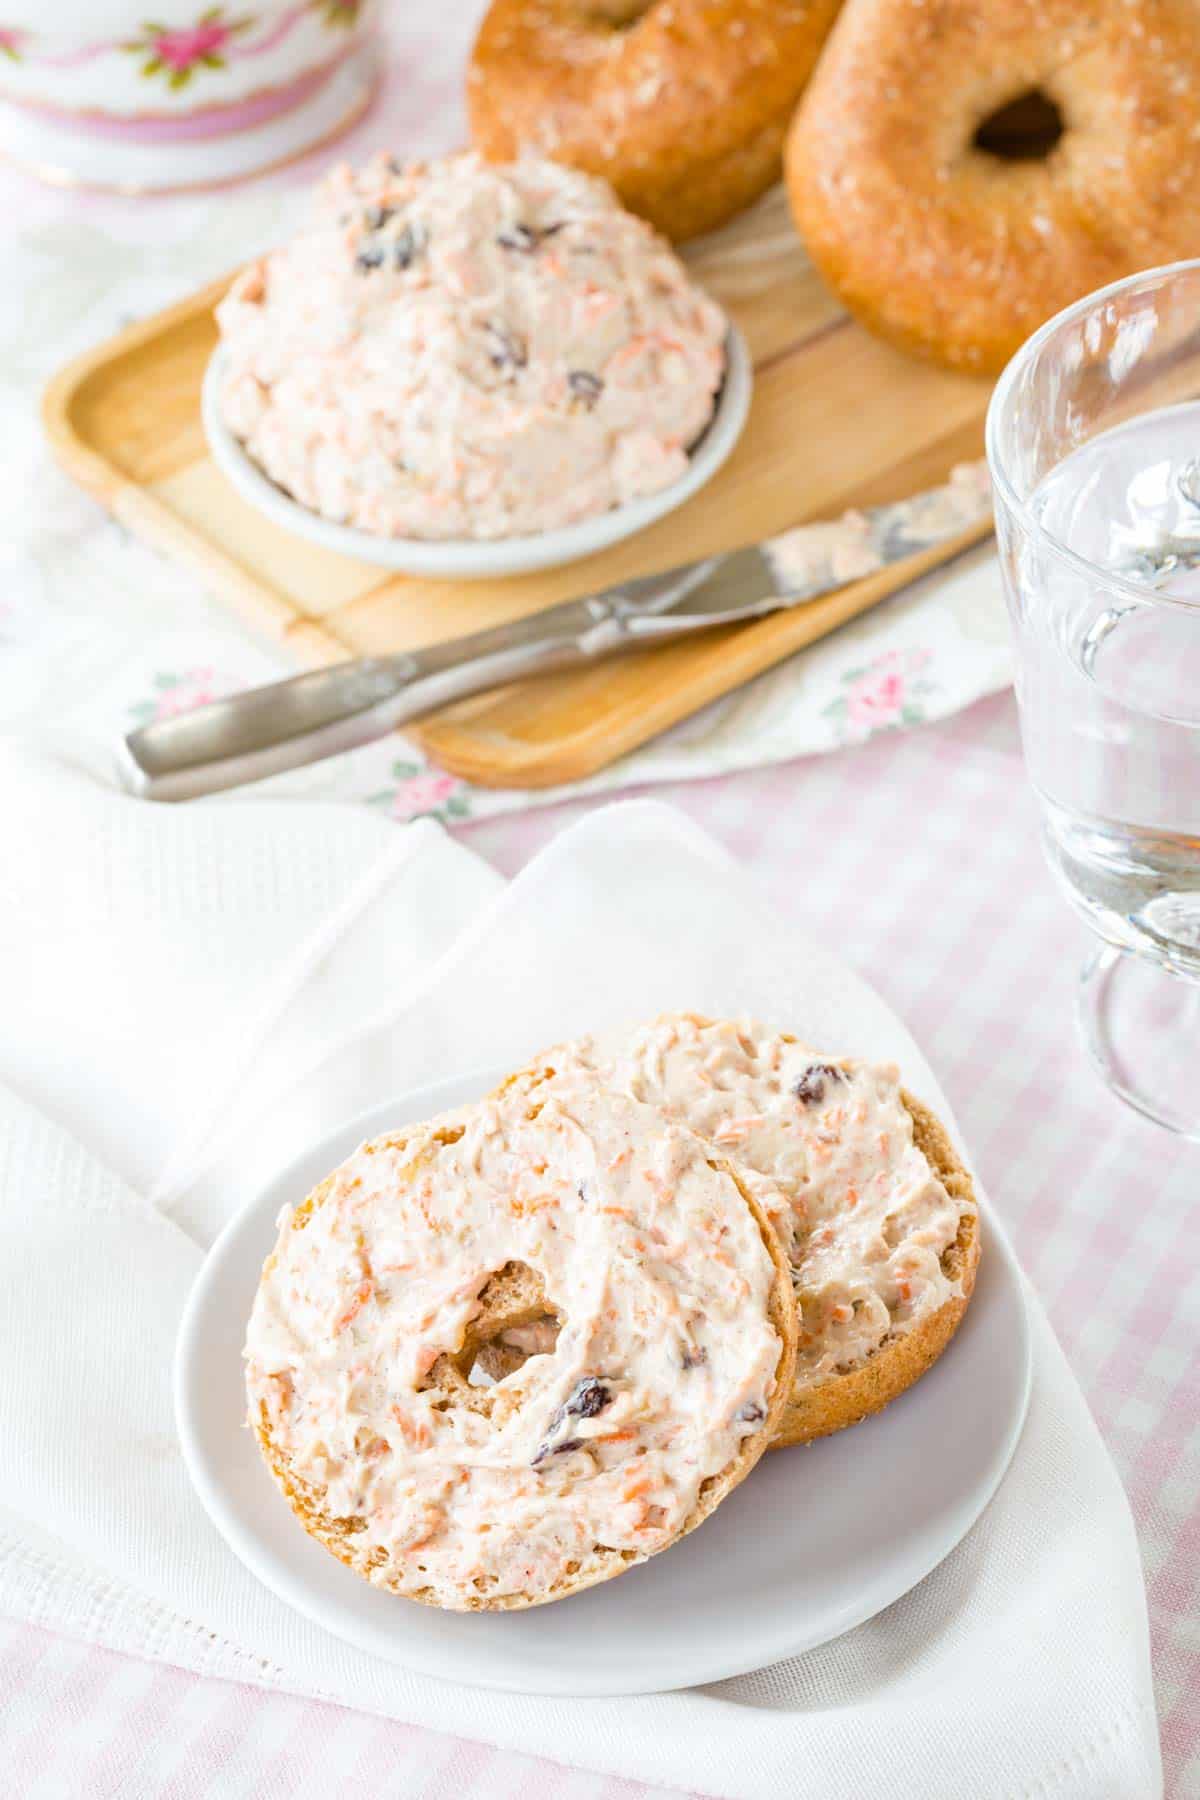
128;666;240;724
0;3;362;71
122;8;253;87
368;761;471;824
823;648;937;742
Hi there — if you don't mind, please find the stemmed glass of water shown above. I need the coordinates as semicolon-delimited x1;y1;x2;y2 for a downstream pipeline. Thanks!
987;262;1200;1137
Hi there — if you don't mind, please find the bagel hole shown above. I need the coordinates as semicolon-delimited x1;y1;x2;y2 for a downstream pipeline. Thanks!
973;90;1064;162
467;1312;562;1385
586;0;654;26
463;1261;562;1386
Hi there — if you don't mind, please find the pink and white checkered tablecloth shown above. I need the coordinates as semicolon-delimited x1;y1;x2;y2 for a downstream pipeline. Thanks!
3;693;1197;1797
1;3;1196;1794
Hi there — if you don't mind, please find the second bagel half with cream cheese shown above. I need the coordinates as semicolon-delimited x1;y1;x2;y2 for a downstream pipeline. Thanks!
545;1013;980;1447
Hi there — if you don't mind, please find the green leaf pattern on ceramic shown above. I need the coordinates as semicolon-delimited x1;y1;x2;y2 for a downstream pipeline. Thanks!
0;3;366;83
120;8;255;88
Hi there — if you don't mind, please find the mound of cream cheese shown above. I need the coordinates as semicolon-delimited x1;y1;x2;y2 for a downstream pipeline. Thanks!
217;151;728;540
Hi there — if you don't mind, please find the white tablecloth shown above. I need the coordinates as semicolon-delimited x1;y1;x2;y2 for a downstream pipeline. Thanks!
0;4;1195;1794
0;750;1163;1798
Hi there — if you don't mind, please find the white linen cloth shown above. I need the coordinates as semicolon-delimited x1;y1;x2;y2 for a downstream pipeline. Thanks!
0;744;1159;1799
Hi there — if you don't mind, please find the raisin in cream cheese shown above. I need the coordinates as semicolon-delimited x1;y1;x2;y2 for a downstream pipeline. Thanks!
217;150;727;540
563;1016;973;1385
244;1069;782;1608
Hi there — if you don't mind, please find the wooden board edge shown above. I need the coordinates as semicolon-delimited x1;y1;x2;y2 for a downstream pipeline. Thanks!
112;481;306;644
410;516;994;788
40;267;311;646
36;233;996;796
41;271;239;503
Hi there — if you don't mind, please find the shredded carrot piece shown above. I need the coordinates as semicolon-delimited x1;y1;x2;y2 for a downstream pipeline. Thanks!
332;1279;373;1334
713;1115;765;1144
390;1404;431;1450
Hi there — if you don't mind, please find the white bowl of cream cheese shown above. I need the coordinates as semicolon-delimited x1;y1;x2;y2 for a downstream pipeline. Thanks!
203;151;752;579
203;327;750;578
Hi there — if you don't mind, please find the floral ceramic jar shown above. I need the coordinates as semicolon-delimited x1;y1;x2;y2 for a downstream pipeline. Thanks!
0;0;378;189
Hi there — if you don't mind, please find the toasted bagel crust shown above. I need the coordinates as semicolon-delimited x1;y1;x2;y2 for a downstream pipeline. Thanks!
785;0;1200;371
771;1093;980;1448
468;0;842;241
517;1027;981;1455
250;1106;797;1610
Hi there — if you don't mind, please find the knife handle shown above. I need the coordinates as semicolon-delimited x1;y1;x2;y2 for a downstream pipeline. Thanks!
119;601;623;802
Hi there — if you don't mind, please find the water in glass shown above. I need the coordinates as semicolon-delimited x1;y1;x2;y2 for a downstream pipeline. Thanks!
1012;400;1200;974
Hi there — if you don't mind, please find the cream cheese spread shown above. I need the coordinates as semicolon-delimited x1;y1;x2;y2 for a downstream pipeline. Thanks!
217;150;728;540
763;460;992;592
244;1071;781;1608
561;1016;972;1386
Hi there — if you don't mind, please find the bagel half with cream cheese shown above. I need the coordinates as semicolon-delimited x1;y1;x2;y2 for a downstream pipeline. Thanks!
244;1065;796;1610
550;1014;980;1448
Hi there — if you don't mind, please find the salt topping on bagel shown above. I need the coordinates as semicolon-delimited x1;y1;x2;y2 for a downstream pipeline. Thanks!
468;0;844;241
217;150;727;539
244;1070;787;1609
561;1015;973;1386
785;0;1200;371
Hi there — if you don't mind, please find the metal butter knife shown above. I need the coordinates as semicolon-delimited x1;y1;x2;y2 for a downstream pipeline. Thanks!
120;466;992;801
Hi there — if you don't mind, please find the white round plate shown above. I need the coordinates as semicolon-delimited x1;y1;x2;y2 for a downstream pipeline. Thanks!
176;1067;1031;1698
201;327;752;579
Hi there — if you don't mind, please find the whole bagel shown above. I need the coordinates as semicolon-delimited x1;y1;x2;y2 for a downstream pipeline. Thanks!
468;0;843;241
785;0;1200;372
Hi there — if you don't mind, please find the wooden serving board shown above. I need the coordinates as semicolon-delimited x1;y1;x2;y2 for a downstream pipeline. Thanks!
43;189;992;789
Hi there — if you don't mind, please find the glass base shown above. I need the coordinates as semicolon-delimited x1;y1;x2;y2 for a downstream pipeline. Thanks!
1078;946;1200;1139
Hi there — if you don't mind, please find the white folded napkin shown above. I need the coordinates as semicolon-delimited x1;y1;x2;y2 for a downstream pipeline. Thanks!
0;746;1160;1799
